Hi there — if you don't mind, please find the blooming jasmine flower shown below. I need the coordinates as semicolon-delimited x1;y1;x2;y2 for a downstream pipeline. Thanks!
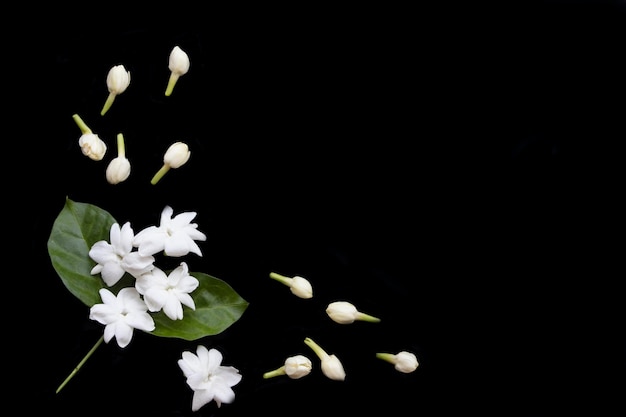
89;222;155;286
132;205;206;257
263;354;312;379
269;272;313;299
105;133;131;184
178;345;242;411
73;113;107;161
89;287;155;348
303;337;346;381
135;262;199;320
165;45;190;96
150;141;191;185
326;301;381;324
101;64;131;115
375;351;419;373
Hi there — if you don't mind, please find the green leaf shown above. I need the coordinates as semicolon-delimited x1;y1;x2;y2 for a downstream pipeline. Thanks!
150;272;249;340
47;198;249;340
47;198;117;307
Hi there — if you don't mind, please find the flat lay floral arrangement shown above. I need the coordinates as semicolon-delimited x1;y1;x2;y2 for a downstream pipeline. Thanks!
48;44;419;413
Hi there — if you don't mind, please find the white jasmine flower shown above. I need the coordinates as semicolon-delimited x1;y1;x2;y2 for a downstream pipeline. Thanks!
89;222;155;286
165;45;190;96
73;113;107;161
263;354;312;379
269;272;313;299
150;141;191;185
303;337;346;381
101;64;131;115
105;133;131;184
326;301;381;324
375;351;419;373
132;205;207;257
89;287;155;348
135;262;199;320
178;345;242;411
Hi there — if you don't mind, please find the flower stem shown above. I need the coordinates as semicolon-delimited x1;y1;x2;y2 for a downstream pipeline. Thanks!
269;272;292;286
304;337;328;360
72;114;92;134
150;164;171;185
355;311;381;323
375;352;396;364
165;72;180;96
117;133;125;158
263;366;286;379
56;335;104;394
101;92;116;116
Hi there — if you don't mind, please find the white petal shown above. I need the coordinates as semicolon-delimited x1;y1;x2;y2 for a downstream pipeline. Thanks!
114;321;134;348
191;389;214;412
100;262;126;287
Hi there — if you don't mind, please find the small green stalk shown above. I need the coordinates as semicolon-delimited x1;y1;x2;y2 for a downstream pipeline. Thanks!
269;272;291;286
56;335;104;394
165;73;180;96
304;337;328;360
72;114;92;134
117;133;125;158
356;311;381;323
375;352;395;363
150;164;171;185
263;366;286;379
101;92;116;116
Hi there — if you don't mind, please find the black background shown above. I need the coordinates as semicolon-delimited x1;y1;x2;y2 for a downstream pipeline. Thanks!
21;2;625;416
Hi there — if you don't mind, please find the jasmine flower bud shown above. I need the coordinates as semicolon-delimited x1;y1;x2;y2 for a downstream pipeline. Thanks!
165;45;190;96
150;141;191;185
269;272;313;299
73;113;107;161
376;351;419;373
326;301;381;324
263;355;312;379
106;133;131;184
101;64;131;116
303;337;346;381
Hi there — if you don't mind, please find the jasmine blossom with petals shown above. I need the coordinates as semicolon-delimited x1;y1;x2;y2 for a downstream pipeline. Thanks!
132;205;207;257
101;64;131;116
73;113;107;161
135;262;199;320
326;301;381;324
263;354;312;379
105;133;131;184
303;337;346;381
375;351;419;373
165;45;190;96
269;272;313;299
89;222;155;286
178;345;242;411
89;287;155;348
150;141;191;185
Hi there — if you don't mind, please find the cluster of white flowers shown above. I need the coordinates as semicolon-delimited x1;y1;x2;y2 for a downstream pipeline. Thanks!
88;205;207;346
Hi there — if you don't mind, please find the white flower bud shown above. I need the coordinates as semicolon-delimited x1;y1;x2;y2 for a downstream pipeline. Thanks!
284;355;312;379
304;337;345;381
269;272;313;299
106;133;131;184
326;301;381;324
150;141;191;185
101;64;131;115
163;141;191;168
264;355;312;380
78;133;107;161
165;46;190;96
376;351;419;373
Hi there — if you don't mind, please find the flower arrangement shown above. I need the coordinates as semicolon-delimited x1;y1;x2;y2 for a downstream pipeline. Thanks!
48;41;420;414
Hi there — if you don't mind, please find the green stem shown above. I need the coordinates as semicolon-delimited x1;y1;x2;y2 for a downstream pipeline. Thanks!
117;133;125;158
355;312;381;323
56;335;104;394
165;72;180;96
72;114;92;134
375;352;396;364
304;337;328;360
150;164;171;185
269;272;292;286
263;366;286;379
101;92;116;116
